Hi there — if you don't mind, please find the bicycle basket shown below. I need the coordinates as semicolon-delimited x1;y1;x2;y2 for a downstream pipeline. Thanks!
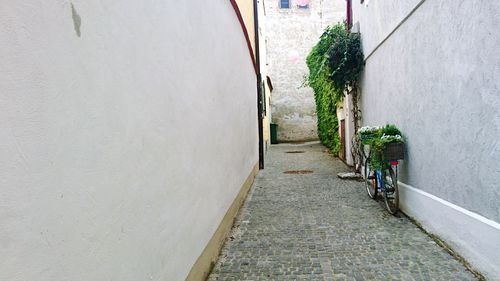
383;142;405;161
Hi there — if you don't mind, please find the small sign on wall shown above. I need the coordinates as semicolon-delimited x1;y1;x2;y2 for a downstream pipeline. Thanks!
296;0;310;8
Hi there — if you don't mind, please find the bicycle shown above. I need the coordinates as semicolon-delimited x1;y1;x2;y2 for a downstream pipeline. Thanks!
361;143;402;215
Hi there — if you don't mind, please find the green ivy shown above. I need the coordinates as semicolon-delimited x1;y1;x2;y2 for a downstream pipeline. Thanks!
327;27;364;90
306;23;364;155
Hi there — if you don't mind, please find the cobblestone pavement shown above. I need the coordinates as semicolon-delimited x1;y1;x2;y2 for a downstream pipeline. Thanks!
207;143;478;281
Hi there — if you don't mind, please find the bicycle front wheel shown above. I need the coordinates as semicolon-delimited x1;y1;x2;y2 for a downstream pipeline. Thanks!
364;156;377;199
383;166;399;215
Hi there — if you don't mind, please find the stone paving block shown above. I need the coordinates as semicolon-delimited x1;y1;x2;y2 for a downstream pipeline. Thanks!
207;143;479;281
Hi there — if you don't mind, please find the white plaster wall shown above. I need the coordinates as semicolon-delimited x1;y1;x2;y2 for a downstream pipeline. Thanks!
352;0;422;57
353;0;500;278
341;94;355;165
0;1;258;281
399;182;500;280
355;0;500;224
262;0;345;141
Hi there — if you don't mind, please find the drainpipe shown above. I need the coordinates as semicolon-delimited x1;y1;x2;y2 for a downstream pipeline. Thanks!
346;0;352;31
254;0;264;169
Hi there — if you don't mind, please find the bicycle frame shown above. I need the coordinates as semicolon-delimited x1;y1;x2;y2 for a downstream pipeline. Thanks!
362;141;402;215
375;169;384;191
374;161;399;192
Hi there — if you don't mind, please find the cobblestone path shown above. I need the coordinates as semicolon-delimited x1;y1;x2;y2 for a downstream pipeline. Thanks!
207;143;478;281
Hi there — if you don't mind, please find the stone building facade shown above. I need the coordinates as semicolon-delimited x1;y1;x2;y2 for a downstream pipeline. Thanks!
262;0;345;141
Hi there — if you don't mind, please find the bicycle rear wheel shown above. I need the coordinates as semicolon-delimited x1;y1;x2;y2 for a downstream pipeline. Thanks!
383;166;399;215
364;157;377;199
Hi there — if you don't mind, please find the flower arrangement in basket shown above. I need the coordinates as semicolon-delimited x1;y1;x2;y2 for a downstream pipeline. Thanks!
358;124;405;170
358;126;381;145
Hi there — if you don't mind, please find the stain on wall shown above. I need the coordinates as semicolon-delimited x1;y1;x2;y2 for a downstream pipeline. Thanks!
71;3;81;37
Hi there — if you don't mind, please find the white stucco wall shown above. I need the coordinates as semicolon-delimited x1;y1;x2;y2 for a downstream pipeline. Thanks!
0;1;258;281
337;93;355;165
353;0;500;278
352;0;422;57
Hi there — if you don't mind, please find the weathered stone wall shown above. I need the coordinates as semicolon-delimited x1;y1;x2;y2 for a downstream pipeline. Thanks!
262;0;345;141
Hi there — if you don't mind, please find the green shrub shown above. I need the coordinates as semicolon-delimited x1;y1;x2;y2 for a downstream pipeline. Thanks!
357;126;381;145
306;23;364;155
370;124;405;170
381;124;402;136
326;27;364;91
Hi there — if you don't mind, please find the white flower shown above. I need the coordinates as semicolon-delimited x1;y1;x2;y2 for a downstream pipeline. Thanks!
381;134;403;141
359;125;380;133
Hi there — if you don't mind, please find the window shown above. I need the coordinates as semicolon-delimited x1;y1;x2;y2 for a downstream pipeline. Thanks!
298;4;309;9
280;0;290;9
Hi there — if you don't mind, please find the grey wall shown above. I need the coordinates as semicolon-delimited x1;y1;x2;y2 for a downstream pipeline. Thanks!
354;0;500;222
263;0;345;141
0;1;258;280
353;0;422;57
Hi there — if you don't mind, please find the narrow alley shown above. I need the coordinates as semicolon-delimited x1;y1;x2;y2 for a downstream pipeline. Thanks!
1;1;498;280
208;143;478;281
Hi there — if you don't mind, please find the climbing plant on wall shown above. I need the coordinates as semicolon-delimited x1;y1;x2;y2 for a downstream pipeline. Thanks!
306;23;364;157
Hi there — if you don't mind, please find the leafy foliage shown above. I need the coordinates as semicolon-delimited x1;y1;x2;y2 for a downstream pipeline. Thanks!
380;124;402;136
326;27;364;91
314;85;341;154
358;126;381;145
306;23;364;155
357;124;405;170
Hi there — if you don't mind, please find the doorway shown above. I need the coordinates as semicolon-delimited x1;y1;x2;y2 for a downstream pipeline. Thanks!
340;119;346;161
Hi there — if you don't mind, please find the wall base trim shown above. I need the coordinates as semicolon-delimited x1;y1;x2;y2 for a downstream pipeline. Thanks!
185;162;259;281
399;182;500;280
